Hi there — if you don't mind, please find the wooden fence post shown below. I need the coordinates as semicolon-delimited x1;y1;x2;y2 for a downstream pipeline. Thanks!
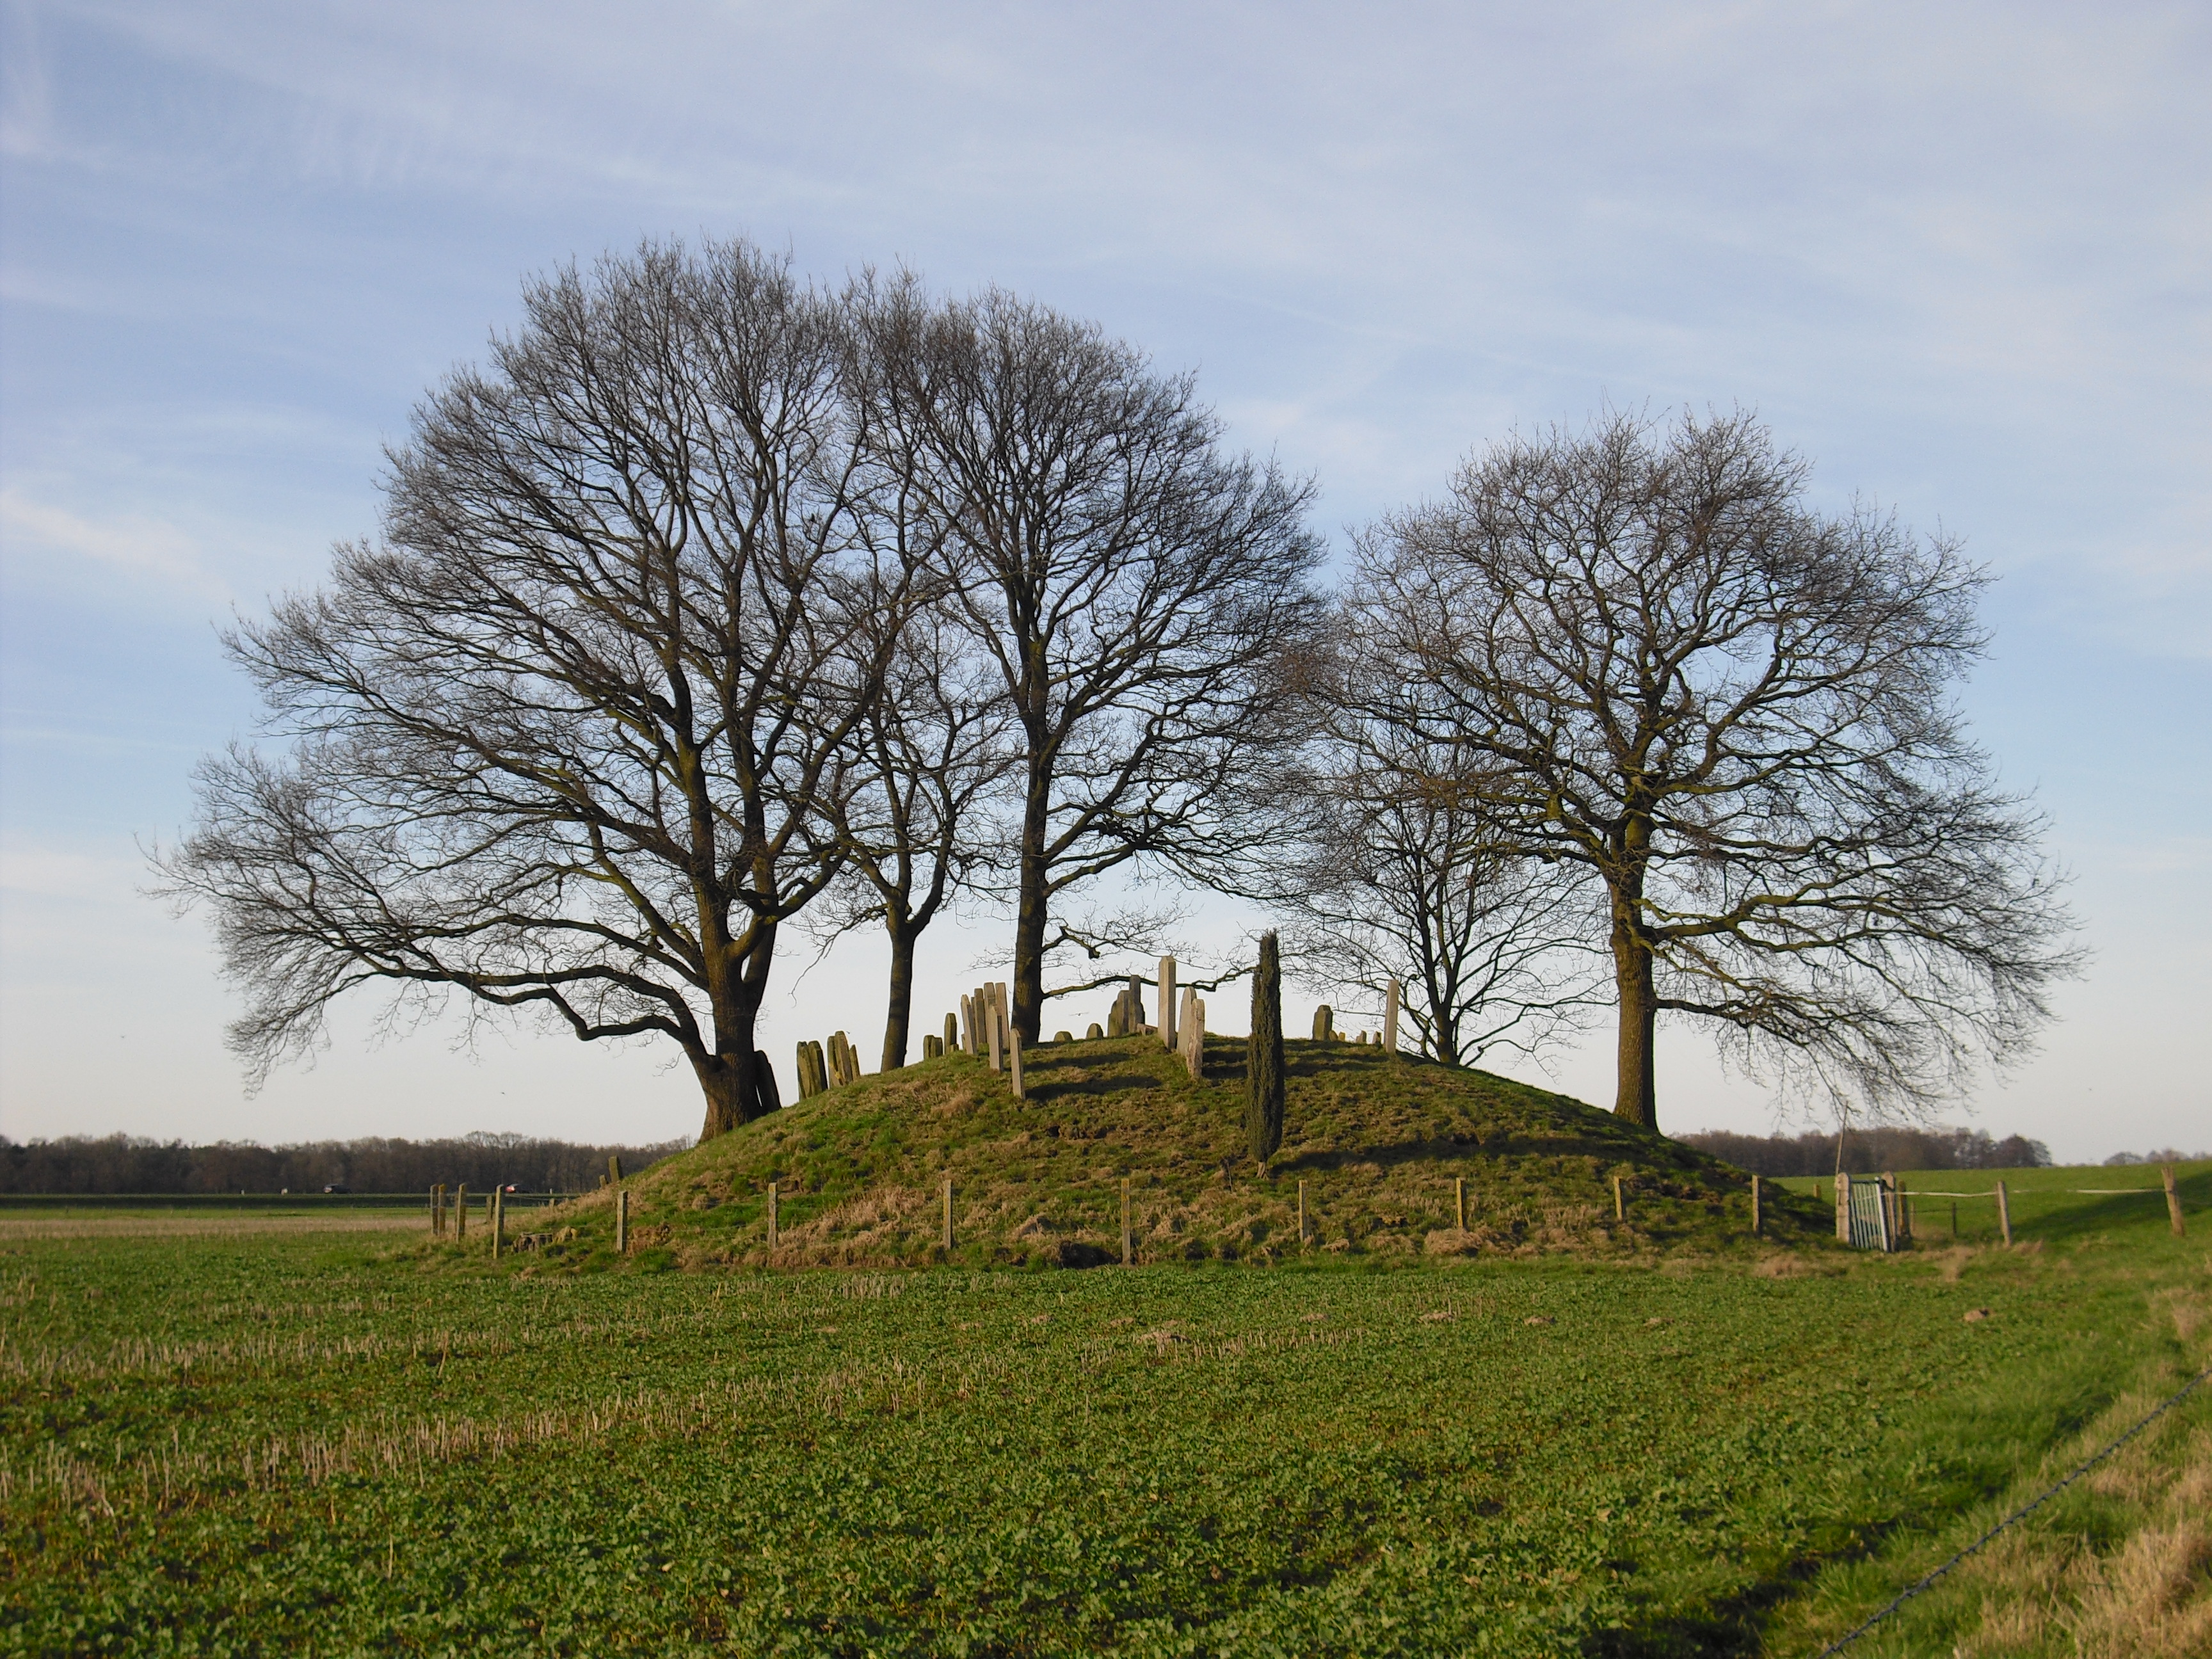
1995;1180;2012;1247
1455;1176;1466;1231
491;1189;504;1260
1751;1174;1761;1237
767;1182;779;1254
608;1154;622;1187
615;1188;629;1254
1951;1200;1958;1241
942;1178;954;1251
1897;1175;1911;1244
430;1183;444;1237
1121;1177;1133;1266
2165;1164;2186;1237
1834;1172;1850;1242
456;1183;468;1240
1612;1176;1625;1222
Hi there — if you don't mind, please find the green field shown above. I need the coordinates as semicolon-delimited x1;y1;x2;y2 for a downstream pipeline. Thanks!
1773;1164;2202;1248
3;1170;2206;1656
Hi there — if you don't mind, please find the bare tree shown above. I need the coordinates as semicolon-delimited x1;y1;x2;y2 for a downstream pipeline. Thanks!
812;594;1016;1070
884;288;1326;1044
156;241;915;1139
1350;408;2079;1132
1278;697;1605;1065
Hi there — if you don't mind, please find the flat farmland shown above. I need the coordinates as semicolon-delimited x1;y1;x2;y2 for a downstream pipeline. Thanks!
3;1189;2206;1658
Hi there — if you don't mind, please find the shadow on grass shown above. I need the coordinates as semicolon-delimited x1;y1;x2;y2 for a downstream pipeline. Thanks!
1581;1524;1907;1658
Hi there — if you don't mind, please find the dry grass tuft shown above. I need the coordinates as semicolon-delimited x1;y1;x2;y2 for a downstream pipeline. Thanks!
1752;1252;1833;1279
1938;1338;2212;1658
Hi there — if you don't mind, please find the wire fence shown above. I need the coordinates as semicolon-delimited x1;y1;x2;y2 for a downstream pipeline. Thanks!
1811;1361;2212;1656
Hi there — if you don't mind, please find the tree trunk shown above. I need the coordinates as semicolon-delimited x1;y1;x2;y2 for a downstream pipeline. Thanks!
1610;910;1658;1132
881;922;917;1073
694;1047;777;1139
1011;772;1051;1046
696;922;778;1139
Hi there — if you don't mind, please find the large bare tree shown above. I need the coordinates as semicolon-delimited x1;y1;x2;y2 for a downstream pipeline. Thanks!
883;287;1326;1045
158;241;914;1138
1350;408;2078;1132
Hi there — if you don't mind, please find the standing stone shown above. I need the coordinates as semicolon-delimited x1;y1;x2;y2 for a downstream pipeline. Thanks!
1181;990;1206;1081
1383;980;1400;1057
1311;1004;1334;1041
1086;1022;1105;1040
1246;934;1285;1163
945;1012;959;1055
1159;957;1178;1050
986;986;1003;1071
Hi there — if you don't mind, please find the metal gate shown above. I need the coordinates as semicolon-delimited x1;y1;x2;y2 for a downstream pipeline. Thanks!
1846;1176;1895;1251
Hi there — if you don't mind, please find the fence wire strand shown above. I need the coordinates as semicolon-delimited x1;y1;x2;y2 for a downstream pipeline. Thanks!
1810;1361;2211;1656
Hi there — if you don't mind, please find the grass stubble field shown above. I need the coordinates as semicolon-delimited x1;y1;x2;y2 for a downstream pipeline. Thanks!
2;1039;2206;1657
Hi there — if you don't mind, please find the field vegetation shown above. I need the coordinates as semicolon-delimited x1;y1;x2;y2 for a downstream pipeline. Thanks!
3;1093;2204;1655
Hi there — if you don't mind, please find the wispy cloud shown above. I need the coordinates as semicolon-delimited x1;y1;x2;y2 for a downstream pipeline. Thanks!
0;489;227;600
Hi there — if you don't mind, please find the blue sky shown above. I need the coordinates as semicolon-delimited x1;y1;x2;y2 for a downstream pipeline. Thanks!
1;1;2206;1157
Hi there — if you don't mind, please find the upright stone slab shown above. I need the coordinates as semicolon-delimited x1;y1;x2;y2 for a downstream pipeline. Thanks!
1159;957;1178;1049
986;987;1003;1071
1383;980;1400;1056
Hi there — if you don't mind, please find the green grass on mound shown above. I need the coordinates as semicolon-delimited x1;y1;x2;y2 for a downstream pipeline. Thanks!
485;1037;1831;1273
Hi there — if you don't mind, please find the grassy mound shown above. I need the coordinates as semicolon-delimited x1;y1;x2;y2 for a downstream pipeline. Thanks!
515;1035;1831;1270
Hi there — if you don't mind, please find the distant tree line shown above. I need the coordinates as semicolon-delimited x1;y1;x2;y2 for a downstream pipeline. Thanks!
154;236;2080;1143
0;1132;687;1196
1677;1126;2053;1176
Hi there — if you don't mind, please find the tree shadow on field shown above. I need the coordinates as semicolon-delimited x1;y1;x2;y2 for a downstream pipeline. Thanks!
1019;1074;1172;1106
1580;1525;1905;1658
1276;1139;1486;1173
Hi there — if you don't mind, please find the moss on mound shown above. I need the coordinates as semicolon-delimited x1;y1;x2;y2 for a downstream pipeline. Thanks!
515;1036;1830;1271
